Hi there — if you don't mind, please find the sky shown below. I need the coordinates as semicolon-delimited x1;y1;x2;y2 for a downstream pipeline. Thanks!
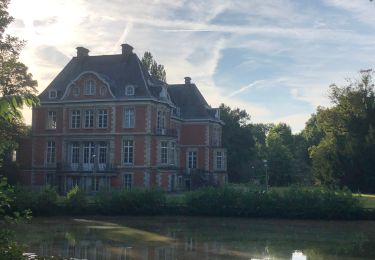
6;0;375;133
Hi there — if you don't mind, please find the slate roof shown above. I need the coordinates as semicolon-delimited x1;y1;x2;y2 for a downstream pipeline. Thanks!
39;53;151;100
40;46;220;122
168;83;213;120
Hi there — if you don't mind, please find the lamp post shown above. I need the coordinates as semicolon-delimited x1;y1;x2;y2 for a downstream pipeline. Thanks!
263;159;268;191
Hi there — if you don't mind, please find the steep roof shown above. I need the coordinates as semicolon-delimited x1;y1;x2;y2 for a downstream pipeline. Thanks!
168;83;214;120
39;45;220;122
39;53;152;100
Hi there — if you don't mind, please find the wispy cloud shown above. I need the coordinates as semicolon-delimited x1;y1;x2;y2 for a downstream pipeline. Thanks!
6;0;375;131
228;80;266;97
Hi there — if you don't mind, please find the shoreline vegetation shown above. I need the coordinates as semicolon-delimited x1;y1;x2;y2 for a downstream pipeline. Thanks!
8;184;375;220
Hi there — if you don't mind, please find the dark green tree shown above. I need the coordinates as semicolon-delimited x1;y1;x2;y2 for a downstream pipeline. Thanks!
220;104;256;182
308;70;375;192
265;123;296;186
141;51;166;82
0;0;37;257
0;0;38;167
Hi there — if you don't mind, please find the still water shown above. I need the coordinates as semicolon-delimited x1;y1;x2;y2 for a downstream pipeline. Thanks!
14;216;375;259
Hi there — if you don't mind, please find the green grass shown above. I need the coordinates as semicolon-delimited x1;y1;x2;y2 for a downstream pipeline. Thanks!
355;194;375;209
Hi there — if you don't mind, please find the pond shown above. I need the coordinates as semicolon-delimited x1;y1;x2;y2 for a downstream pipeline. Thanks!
14;216;375;259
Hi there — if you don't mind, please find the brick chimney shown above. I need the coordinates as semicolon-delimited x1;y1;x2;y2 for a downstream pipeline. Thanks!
121;43;134;56
76;47;89;57
184;77;191;85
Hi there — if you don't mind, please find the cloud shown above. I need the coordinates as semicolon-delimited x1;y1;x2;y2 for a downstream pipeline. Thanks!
228;80;266;97
6;0;375;132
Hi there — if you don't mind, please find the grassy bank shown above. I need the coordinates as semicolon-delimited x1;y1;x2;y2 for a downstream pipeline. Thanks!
9;185;371;220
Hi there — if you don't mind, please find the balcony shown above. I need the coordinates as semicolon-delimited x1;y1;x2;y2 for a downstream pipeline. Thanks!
155;128;177;137
57;163;116;173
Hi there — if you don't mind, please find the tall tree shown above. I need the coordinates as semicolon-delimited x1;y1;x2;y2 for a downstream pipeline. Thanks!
0;1;36;257
0;0;38;167
308;70;375;192
265;123;296;186
141;51;166;82
220;104;256;182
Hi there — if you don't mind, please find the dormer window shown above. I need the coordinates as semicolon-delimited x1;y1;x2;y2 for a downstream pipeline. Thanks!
49;90;57;99
125;85;135;96
84;79;96;95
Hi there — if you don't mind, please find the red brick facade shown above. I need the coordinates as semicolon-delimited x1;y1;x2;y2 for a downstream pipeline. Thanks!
24;44;227;193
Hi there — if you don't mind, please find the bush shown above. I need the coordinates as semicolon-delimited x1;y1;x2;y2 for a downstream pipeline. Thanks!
94;188;166;215
64;186;88;215
183;185;363;219
33;186;60;216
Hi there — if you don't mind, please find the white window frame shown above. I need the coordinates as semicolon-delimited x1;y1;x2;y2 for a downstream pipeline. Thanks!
188;150;197;169
123;173;133;190
71;110;81;128
84;79;95;95
98;142;107;165
216;151;223;170
84;110;94;128
124;107;135;128
71;142;80;165
83;142;95;169
160;141;168;164
123;139;134;165
97;109;108;128
46;140;56;164
157;110;166;130
47;111;57;129
169;141;176;165
125;85;135;96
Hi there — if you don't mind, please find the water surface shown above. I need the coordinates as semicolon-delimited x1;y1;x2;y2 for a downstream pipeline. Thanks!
14;216;375;259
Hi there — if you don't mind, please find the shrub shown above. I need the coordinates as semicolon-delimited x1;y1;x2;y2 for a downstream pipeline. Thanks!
64;186;88;215
32;185;60;216
94;188;166;215
183;185;363;219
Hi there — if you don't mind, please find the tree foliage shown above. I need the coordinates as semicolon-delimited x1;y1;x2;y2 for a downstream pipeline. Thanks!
220;104;256;182
0;0;38;167
141;51;166;82
307;70;375;192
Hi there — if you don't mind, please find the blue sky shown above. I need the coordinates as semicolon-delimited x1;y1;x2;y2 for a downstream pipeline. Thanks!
7;0;375;132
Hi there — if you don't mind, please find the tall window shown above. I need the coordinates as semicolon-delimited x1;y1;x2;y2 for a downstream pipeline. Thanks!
97;109;108;128
123;139;134;164
47;111;57;129
46;141;56;164
124;108;135;128
71;110;81;128
216;151;223;170
84;79;95;95
188;151;197;169
160;141;168;164
157;111;165;129
98;143;107;164
83;142;95;164
84;110;94;128
169;141;176;165
123;174;133;190
71;142;80;164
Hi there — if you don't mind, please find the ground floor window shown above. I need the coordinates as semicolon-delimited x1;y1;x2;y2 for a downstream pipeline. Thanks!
123;174;133;190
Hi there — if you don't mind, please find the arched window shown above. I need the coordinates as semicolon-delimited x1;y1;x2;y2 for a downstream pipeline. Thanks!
125;85;135;96
84;79;96;95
